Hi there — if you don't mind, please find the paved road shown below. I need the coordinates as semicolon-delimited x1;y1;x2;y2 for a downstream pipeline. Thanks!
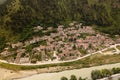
0;44;120;66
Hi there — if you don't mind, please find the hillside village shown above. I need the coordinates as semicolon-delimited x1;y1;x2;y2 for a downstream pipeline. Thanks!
0;22;119;64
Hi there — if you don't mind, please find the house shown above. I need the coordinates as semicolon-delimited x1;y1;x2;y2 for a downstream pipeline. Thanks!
34;26;43;32
20;57;29;63
11;42;23;48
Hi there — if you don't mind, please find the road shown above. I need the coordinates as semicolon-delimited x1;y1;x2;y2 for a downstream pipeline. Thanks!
0;44;120;66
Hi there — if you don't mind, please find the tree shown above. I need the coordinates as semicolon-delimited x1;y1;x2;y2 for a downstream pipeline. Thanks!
112;68;120;74
79;77;86;80
61;76;68;80
0;36;6;52
101;69;112;78
91;70;102;80
79;77;82;80
72;44;77;50
70;75;77;80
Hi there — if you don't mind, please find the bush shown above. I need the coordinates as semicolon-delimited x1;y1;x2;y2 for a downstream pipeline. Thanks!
79;77;86;80
0;36;6;52
61;75;87;80
112;68;120;74
91;70;102;80
61;77;68;80
101;69;112;77
91;67;120;80
70;75;77;80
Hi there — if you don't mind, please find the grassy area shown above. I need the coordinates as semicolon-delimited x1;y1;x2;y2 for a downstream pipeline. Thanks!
0;54;120;71
102;48;116;53
78;48;88;55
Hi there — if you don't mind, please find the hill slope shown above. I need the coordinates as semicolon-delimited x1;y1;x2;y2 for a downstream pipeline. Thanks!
0;0;6;4
0;0;120;40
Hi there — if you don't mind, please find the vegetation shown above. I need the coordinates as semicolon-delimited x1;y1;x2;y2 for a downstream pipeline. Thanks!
70;75;77;80
102;48;116;53
0;0;119;43
61;75;86;80
78;33;90;39
78;48;88;55
0;36;6;52
61;77;68;80
0;54;120;71
91;67;120;80
25;40;47;52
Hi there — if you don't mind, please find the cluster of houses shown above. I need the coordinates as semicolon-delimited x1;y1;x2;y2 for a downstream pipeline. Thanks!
0;22;118;63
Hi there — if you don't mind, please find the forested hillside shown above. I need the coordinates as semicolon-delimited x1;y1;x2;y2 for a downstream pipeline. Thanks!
0;0;120;41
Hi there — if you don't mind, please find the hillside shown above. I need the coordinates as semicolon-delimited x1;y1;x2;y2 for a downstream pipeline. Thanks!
0;0;120;41
0;0;120;65
0;0;6;4
0;23;120;64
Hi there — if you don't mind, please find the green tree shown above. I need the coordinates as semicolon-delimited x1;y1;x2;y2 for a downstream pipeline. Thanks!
112;68;120;74
101;69;112;77
91;70;102;80
0;36;6;52
70;75;77;80
72;44;77;50
79;77;86;80
61;76;68;80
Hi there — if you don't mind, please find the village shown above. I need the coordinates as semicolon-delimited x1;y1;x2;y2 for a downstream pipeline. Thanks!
0;22;119;64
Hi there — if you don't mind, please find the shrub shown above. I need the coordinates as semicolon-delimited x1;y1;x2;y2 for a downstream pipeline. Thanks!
91;70;102;80
91;67;120;80
70;75;77;80
0;36;6;52
61;77;68;80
